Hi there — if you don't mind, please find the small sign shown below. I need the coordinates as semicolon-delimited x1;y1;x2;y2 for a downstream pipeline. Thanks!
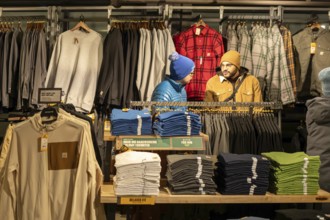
118;196;155;205
121;137;171;149
117;136;204;150
38;88;62;104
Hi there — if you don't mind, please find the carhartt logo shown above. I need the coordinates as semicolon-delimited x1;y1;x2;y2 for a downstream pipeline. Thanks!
62;152;68;159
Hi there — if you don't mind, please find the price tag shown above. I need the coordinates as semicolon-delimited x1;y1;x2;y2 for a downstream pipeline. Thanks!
311;42;317;54
118;196;155;205
38;88;62;104
104;120;111;132
195;28;201;35
40;133;48;152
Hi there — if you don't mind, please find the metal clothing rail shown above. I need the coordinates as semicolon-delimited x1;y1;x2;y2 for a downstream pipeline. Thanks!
130;101;282;109
130;101;283;130
227;15;281;21
0;15;48;21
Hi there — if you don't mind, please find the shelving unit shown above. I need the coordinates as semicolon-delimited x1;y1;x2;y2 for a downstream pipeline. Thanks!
101;184;330;204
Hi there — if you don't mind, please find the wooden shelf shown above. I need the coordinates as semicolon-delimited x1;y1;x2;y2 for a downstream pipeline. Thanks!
100;184;330;204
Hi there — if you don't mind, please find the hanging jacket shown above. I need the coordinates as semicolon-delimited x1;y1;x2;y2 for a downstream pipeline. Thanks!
293;27;330;97
306;96;330;192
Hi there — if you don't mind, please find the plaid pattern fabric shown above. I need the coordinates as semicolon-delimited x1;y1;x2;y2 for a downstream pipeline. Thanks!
252;25;267;94
176;24;224;100
269;25;295;105
280;25;297;98
238;25;253;72
226;24;238;51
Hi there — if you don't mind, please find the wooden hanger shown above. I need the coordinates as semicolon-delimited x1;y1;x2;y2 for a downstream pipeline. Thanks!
195;14;206;27
71;21;91;33
70;15;90;33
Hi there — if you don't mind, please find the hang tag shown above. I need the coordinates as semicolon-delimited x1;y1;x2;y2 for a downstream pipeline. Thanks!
311;42;317;54
195;28;201;35
40;133;48;152
200;56;203;65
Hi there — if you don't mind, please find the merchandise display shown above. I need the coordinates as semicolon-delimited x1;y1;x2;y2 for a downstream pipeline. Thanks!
166;154;217;195
113;151;161;196
110;108;153;135
0;27;47;110
201;113;282;155
215;153;270;195
1;3;330;220
262;151;320;195
153;111;202;136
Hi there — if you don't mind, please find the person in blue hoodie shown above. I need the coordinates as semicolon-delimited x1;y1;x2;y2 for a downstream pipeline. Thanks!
151;52;195;110
306;67;330;194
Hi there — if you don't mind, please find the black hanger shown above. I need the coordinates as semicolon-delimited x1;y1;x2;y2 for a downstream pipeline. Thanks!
41;106;58;124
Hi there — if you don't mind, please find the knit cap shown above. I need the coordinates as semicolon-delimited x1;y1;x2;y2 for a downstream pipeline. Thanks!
319;67;330;97
169;52;195;81
220;50;241;69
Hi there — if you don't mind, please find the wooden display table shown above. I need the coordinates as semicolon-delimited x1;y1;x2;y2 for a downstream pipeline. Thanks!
100;184;330;204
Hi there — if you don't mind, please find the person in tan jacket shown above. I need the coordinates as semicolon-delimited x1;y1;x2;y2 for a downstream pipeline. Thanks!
204;50;262;103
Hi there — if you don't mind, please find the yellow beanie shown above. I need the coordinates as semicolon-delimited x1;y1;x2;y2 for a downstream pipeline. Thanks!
220;50;241;69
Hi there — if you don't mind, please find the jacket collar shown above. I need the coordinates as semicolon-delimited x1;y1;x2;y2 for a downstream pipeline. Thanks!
192;24;209;36
166;76;185;91
218;67;249;83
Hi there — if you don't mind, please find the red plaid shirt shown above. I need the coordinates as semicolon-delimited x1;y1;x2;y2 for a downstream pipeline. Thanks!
175;24;224;100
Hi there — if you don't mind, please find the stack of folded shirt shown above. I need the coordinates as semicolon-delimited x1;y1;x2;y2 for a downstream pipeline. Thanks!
114;151;162;196
166;154;217;195
214;153;270;195
261;151;320;195
153;111;202;136
110;108;153;135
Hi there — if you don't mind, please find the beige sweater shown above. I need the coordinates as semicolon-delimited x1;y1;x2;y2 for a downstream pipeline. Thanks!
0;113;105;220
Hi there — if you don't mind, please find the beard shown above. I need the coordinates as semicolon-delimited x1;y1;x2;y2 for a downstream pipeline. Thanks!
223;69;238;80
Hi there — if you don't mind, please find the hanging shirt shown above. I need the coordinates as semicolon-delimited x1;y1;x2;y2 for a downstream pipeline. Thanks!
293;27;330;98
45;29;103;112
176;24;224;101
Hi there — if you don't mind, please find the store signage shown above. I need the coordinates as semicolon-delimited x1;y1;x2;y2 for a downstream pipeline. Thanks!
118;136;204;150
38;88;62;104
118;196;155;205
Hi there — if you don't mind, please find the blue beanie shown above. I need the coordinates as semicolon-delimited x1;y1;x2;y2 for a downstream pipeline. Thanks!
169;52;195;81
319;67;330;97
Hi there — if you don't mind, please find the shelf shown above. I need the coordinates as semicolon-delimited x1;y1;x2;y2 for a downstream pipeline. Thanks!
100;184;330;204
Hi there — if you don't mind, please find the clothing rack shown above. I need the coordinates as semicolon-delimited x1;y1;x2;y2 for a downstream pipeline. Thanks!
0;15;48;21
130;101;283;129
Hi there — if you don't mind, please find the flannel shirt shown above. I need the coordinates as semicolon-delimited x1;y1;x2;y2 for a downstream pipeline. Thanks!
238;25;253;72
226;24;238;51
268;25;295;105
252;25;267;95
280;25;297;98
176;24;224;100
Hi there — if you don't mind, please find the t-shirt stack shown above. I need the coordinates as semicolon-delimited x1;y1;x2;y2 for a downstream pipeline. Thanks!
166;154;217;195
153;111;202;136
110;108;153;135
113;151;161;196
214;153;270;195
261;151;320;195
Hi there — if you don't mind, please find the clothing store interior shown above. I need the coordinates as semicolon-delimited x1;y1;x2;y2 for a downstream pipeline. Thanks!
0;0;330;219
